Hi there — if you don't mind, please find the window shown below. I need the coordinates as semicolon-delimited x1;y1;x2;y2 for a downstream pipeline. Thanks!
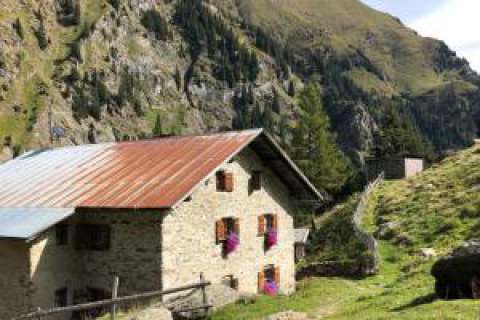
265;214;277;232
216;217;240;257
222;275;239;290
258;265;280;293
249;171;262;192
216;217;240;243
55;288;68;307
56;224;69;246
258;214;278;236
75;224;111;251
216;171;234;192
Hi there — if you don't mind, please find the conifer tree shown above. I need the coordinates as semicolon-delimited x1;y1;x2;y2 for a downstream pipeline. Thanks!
35;18;49;50
13;18;24;40
288;80;295;97
152;113;163;137
373;105;433;159
272;89;281;113
174;66;182;91
291;83;351;194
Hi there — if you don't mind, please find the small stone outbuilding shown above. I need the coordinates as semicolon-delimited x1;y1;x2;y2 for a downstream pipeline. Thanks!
366;157;424;181
0;129;322;320
294;229;310;262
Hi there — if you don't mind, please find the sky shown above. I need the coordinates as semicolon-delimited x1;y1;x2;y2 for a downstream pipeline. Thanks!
361;0;480;72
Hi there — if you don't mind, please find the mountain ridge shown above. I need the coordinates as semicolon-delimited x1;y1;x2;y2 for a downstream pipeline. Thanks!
0;0;478;165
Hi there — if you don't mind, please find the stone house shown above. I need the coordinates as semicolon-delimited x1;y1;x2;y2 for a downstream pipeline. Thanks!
366;157;424;181
0;129;322;320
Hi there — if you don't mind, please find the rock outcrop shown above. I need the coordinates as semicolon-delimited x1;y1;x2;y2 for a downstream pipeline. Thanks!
431;241;480;299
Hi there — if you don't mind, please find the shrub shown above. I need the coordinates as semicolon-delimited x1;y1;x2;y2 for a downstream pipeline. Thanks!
141;9;170;41
13;17;24;40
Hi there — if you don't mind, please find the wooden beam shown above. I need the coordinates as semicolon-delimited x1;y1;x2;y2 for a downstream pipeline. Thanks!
14;280;211;319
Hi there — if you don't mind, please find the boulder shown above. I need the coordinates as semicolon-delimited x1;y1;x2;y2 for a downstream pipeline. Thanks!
0;146;13;163
420;248;437;259
431;241;480;299
130;305;172;320
376;221;399;240
167;284;244;318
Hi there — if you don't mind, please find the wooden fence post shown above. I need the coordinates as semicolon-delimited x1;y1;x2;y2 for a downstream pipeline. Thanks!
200;273;209;315
111;276;119;320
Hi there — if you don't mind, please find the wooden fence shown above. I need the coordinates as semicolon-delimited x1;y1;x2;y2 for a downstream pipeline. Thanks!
13;274;211;320
352;172;384;275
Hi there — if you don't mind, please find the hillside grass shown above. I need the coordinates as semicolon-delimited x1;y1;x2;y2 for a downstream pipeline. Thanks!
238;0;449;94
211;142;480;319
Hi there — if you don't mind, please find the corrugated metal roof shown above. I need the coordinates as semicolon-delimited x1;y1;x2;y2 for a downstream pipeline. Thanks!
0;129;321;210
0;130;262;209
0;208;74;241
294;228;310;244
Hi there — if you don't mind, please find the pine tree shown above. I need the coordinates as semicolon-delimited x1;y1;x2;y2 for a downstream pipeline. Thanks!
110;0;121;10
152;113;163;137
272;89;281;113
373;105;433;159
35;18;49;50
13;17;24;40
288;80;295;97
291;83;351;194
174;66;182;91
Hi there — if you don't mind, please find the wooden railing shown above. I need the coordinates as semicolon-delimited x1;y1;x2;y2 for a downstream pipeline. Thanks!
13;274;211;320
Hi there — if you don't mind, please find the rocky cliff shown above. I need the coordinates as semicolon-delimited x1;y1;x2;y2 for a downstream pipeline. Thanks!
0;0;478;163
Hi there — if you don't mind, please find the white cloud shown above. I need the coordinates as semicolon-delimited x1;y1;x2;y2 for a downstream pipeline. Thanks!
409;0;480;71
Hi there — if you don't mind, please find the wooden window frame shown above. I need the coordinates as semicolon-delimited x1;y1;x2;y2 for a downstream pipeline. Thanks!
216;217;240;244
222;275;239;290
258;265;280;293
258;214;278;236
216;170;234;192
75;224;111;251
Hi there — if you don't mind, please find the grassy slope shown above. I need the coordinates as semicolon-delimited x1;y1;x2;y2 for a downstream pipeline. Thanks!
237;0;453;94
211;142;480;319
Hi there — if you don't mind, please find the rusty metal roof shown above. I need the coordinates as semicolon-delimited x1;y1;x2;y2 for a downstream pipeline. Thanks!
0;129;321;210
0;208;74;241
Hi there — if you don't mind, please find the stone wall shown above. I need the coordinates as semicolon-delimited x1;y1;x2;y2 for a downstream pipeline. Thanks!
162;147;296;296
24;211;165;319
29;216;84;320
0;240;31;320
79;210;165;297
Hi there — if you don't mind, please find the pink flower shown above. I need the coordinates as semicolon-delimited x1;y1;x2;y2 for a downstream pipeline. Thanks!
263;280;278;296
266;230;278;248
225;232;239;254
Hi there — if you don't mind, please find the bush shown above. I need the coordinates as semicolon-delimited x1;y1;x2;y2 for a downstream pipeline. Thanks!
34;19;49;50
141;9;170;41
13;18;24;40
